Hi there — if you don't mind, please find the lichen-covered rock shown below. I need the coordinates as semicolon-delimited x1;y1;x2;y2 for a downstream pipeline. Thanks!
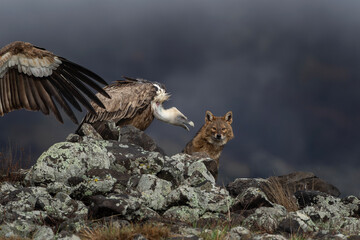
302;194;356;221
110;143;165;175
0;182;17;192
25;140;115;185
56;234;82;240
231;187;273;211
185;160;215;186
33;226;54;240
0;187;37;212
242;205;287;232
226;178;269;197
137;174;172;210
132;206;161;221
70;173;117;199
163;206;201;223
3;119;357;240
252;234;288;240
278;211;318;234
226;226;251;239
0;219;39;238
44;192;88;222
157;154;187;186
297;194;360;235
88;193;141;219
167;184;232;216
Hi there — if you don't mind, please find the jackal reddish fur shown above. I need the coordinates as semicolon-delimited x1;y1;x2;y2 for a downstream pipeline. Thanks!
183;111;234;179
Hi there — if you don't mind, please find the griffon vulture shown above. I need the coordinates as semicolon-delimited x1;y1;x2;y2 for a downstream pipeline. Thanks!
0;41;110;124
79;76;194;135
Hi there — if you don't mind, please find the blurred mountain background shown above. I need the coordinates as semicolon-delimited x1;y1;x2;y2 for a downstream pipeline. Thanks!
1;0;359;196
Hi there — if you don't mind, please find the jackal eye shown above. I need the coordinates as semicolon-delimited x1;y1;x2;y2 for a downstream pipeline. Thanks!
211;127;216;131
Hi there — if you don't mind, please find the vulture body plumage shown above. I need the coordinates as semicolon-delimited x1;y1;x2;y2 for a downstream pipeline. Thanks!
0;41;110;124
79;77;194;135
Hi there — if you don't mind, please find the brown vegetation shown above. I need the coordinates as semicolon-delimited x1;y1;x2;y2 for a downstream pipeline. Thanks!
262;176;299;212
79;222;171;240
0;144;32;183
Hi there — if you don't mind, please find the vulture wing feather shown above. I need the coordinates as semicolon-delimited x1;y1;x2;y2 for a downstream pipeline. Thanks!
0;41;109;123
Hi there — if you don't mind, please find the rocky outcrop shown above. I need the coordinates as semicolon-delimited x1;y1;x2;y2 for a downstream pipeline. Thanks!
0;124;359;239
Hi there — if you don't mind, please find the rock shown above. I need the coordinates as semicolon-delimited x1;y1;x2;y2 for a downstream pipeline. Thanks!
118;125;166;155
169;236;201;240
231;187;273;212
299;194;360;235
163;206;201;223
0;219;38;238
25;140;115;185
271;171;340;197
185;160;215;186
242;205;287;233
70;170;118;199
0;187;37;212
226;178;269;197
66;133;81;143
200;157;219;180
157;155;187;186
132;206;161;221
133;234;148;240
167;185;232;215
278;211;317;234
56;234;82;240
1;118;358;240
226;226;251;239
227;171;340;200
33;226;54;240
137;174;172;210
109;143;165;175
88;194;141;219
76;123;103;140
94;121;121;140
295;190;330;208
44;192;88;224
252;234;288;240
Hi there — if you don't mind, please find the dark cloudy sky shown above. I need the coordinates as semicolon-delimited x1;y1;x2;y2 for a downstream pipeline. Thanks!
1;0;360;196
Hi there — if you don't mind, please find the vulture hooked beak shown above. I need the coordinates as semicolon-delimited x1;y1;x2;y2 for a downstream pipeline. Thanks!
176;115;195;131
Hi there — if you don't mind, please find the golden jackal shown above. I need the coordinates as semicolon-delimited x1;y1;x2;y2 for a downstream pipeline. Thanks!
183;111;234;179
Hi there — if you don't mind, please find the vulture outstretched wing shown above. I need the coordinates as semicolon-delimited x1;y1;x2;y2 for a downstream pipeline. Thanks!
0;41;110;124
83;77;157;124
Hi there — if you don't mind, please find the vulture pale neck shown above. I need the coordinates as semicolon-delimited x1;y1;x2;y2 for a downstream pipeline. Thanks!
151;102;194;131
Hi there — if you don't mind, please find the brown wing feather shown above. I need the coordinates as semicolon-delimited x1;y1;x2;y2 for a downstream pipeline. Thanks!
0;41;109;123
83;81;157;124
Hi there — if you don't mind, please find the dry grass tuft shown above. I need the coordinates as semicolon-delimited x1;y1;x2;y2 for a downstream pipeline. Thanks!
79;222;171;240
0;143;32;183
262;177;299;212
0;237;30;240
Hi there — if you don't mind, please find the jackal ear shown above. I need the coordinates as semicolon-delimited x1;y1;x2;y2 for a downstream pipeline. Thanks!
224;111;233;124
205;111;214;122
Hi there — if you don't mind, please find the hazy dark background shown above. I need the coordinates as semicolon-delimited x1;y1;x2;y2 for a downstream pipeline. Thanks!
1;0;360;196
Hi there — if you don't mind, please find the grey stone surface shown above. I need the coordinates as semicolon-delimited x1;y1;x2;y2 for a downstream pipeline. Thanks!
0;121;356;240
